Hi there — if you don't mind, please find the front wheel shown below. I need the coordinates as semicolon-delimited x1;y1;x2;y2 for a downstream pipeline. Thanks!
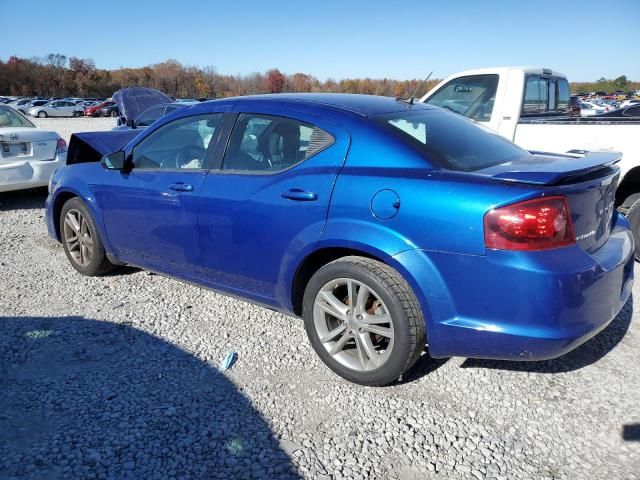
110;110;118;117
302;256;425;386
37;111;47;118
60;198;115;276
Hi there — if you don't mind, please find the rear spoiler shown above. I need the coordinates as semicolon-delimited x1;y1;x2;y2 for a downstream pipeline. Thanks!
486;151;621;185
67;130;141;165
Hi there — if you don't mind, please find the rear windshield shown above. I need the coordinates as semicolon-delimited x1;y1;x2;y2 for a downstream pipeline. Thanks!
373;109;529;172
0;106;36;128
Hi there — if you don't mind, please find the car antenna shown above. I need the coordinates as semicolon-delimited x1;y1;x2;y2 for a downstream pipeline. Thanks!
397;71;433;105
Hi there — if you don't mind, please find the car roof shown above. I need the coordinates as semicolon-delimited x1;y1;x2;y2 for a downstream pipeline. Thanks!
215;93;436;117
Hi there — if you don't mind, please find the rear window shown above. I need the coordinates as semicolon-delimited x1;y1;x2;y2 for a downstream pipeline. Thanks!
374;109;529;172
0;106;36;127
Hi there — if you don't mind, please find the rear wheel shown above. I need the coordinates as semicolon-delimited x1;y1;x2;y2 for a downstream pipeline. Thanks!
37;111;47;118
303;256;425;386
60;198;114;276
624;198;640;261
110;110;118;117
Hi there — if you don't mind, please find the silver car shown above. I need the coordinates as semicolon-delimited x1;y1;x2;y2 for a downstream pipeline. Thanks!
28;100;84;118
6;98;34;114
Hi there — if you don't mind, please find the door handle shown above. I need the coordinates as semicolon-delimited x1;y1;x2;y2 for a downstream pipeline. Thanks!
281;189;318;201
168;182;194;192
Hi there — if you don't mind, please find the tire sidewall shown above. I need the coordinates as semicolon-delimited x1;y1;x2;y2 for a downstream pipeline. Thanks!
303;260;415;386
38;111;47;118
59;198;107;275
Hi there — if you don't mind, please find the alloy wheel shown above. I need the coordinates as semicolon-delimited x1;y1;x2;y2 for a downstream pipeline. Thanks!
313;278;394;372
63;209;94;267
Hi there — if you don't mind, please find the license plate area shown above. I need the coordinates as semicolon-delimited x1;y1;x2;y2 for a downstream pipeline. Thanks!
1;141;31;157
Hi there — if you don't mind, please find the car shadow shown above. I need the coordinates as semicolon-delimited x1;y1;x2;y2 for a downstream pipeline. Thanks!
460;294;634;374
622;424;640;441
0;316;299;479
0;188;48;211
399;350;450;384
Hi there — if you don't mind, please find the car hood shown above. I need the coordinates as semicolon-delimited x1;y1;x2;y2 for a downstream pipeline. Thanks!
112;87;172;122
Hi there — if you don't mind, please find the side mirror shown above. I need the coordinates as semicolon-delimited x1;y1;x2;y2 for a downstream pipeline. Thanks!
126;118;136;129
101;151;127;170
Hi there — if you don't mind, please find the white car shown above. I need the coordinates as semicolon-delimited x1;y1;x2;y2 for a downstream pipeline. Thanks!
0;105;67;193
580;101;608;116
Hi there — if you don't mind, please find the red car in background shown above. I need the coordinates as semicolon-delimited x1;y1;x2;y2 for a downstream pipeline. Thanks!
85;101;115;117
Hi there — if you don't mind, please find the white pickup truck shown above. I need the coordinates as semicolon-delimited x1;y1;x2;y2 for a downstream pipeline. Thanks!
420;67;640;218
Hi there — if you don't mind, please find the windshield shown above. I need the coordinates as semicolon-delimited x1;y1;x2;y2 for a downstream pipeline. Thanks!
424;74;499;122
0;106;36;128
374;109;529;172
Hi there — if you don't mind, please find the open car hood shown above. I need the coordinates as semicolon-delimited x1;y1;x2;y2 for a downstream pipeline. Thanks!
112;87;172;122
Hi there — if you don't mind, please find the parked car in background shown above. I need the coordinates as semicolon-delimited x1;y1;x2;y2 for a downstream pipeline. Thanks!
28;100;84;118
0;105;67;192
6;98;34;113
570;95;581;116
113;102;188;130
85;101;115;117
592;105;640;118
46;94;633;386
112;87;173;126
580;101;608;116
100;104;120;118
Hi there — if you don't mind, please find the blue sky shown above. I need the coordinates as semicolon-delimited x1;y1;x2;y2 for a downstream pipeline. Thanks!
1;0;638;81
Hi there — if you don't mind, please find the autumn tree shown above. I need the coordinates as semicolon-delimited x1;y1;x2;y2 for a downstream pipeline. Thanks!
266;69;285;93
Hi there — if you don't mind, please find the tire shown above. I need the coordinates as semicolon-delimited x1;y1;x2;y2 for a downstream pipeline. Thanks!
60;197;115;276
302;256;425;386
37;111;47;118
72;111;81;117
624;198;640;261
110;110;118;117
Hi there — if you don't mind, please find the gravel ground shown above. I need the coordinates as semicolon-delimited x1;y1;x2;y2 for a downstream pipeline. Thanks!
31;116;115;143
1;119;639;479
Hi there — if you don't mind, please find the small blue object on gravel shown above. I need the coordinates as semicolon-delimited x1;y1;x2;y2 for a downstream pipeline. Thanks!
220;352;237;371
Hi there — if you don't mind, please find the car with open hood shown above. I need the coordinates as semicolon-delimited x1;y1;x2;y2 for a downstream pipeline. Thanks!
0;105;67;193
111;87;173;127
45;94;633;386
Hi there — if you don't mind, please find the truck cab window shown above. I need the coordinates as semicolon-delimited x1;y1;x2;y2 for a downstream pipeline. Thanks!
523;75;570;116
424;74;498;123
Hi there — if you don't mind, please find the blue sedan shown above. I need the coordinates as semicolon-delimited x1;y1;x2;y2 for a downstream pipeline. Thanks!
45;94;634;386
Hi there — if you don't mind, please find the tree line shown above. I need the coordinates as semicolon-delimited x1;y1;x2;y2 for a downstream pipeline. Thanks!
1;54;637;99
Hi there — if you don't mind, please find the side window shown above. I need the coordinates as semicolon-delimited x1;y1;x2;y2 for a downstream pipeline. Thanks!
424;74;498;122
222;113;334;173
132;113;222;170
523;76;548;114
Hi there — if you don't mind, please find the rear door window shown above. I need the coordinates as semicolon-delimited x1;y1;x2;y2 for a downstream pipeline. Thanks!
423;74;498;122
222;113;334;173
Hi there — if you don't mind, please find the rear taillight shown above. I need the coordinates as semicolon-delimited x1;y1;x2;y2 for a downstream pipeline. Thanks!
484;196;575;251
56;137;67;155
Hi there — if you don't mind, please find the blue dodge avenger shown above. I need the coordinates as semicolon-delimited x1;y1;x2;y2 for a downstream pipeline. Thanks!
45;94;633;386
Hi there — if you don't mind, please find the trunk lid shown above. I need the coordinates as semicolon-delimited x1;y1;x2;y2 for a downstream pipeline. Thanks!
476;151;621;254
0;127;58;163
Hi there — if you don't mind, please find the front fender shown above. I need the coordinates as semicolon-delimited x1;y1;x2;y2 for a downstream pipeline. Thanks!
47;175;113;256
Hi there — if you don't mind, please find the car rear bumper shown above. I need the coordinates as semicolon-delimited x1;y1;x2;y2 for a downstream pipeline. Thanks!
394;213;634;361
0;153;66;193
